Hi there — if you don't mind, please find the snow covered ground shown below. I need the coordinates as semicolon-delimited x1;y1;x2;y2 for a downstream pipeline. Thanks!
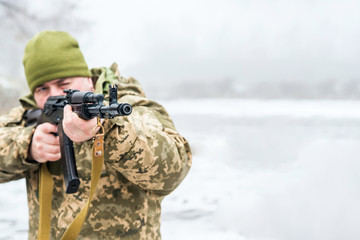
1;99;360;240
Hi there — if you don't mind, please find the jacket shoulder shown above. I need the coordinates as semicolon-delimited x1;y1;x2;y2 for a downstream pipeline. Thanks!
0;106;26;127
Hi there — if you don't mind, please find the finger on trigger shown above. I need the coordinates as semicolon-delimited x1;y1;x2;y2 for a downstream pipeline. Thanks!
40;122;58;134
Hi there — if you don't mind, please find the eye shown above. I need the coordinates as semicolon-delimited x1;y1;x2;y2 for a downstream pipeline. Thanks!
35;86;48;94
58;80;71;88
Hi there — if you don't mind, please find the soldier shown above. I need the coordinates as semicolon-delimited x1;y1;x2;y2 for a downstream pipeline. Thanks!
0;31;192;239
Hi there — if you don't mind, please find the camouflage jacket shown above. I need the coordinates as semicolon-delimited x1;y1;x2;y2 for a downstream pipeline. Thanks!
0;64;192;239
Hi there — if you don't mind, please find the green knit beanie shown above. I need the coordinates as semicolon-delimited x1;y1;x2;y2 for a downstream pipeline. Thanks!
23;30;92;93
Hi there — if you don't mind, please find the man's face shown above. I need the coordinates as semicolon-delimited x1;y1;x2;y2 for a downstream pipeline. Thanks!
34;77;94;109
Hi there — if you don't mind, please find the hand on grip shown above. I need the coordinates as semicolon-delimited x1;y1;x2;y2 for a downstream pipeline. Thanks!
30;123;61;163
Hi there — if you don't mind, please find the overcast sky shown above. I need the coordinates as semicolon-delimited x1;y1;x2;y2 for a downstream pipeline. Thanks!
2;0;360;92
65;0;360;87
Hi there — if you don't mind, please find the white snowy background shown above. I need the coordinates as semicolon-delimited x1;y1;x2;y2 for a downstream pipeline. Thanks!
1;0;360;239
1;100;360;240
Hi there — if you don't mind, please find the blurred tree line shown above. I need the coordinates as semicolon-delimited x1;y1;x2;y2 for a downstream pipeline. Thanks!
0;0;88;114
163;78;360;100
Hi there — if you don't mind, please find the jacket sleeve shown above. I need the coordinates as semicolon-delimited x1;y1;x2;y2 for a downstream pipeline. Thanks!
103;96;192;196
0;106;39;183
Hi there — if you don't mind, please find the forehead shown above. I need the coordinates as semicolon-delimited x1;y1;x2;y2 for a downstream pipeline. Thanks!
36;78;69;87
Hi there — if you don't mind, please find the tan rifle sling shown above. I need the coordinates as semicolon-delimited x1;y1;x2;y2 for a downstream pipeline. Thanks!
38;120;104;240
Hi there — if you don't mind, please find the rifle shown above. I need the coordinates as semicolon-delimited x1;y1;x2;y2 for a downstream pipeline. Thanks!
25;85;132;194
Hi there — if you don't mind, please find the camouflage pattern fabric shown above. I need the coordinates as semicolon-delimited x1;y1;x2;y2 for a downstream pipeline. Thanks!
0;64;192;239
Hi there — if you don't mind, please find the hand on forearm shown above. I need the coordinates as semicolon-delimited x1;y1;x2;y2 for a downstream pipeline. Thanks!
30;123;61;163
62;105;101;142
